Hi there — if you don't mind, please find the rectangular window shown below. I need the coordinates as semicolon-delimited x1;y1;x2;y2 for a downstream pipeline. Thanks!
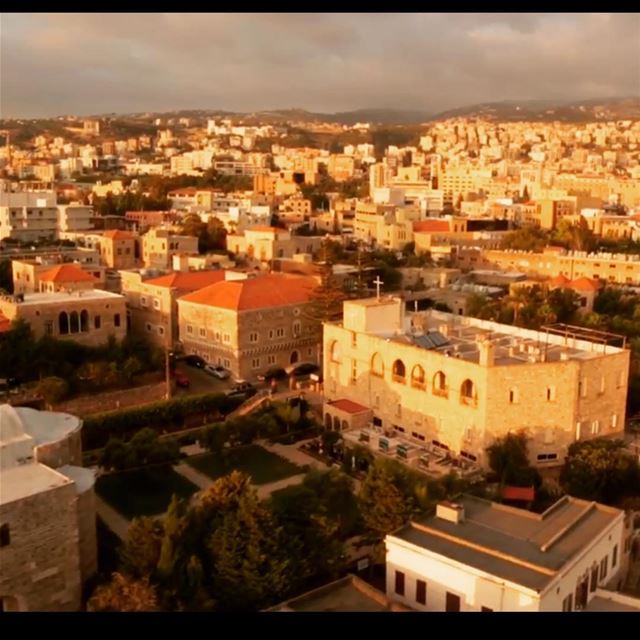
547;386;556;401
416;580;426;605
600;376;605;393
249;332;259;343
114;313;121;328
394;571;405;596
612;545;618;568
351;359;357;384
215;331;221;342
0;524;10;547
223;334;230;343
267;355;276;365
94;315;101;329
562;594;573;612
158;327;164;336
611;414;618;430
153;299;160;309
591;420;600;435
146;323;152;332
445;592;460;612
141;296;148;307
600;556;608;581
223;359;230;369
252;358;261;369
187;325;193;334
590;566;598;592
351;331;357;348
199;328;206;337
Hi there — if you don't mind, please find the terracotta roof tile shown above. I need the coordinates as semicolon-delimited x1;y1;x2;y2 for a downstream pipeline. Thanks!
145;270;226;292
569;277;601;292
178;273;316;311
413;220;450;233
103;230;136;240
39;264;98;284
329;399;371;414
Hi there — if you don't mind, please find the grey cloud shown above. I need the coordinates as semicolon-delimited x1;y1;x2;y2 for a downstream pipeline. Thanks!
1;13;638;118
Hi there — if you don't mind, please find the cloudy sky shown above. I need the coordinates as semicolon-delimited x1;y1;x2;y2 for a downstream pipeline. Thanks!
1;13;639;118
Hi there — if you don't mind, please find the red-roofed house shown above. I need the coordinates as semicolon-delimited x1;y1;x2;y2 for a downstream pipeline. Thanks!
323;398;373;432
177;273;321;380
120;268;227;348
547;275;602;313
38;264;98;293
100;230;140;269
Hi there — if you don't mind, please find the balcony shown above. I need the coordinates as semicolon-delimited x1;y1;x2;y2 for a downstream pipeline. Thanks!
433;387;449;399
392;374;406;384
460;394;478;407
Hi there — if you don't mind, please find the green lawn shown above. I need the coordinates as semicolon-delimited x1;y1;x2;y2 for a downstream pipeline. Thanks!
96;465;198;519
186;444;303;485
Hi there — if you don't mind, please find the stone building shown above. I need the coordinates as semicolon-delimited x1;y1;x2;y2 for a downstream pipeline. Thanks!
323;296;629;469
0;404;96;612
0;289;127;345
120;268;226;348
385;496;637;612
141;227;199;269
177;273;321;380
226;225;324;262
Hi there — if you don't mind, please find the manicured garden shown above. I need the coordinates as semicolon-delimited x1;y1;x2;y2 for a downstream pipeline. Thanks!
186;444;304;485
95;464;198;518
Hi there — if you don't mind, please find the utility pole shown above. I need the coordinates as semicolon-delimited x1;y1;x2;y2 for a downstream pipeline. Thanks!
165;328;172;400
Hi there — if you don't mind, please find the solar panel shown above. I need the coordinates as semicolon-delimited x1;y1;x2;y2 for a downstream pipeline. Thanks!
412;331;450;350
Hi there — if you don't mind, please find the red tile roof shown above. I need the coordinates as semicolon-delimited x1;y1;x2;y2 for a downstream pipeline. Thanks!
329;399;371;414
413;220;450;233
103;230;136;240
39;264;98;284
145;270;226;292
179;273;316;311
547;274;571;288
0;311;11;334
569;277;601;292
501;486;535;502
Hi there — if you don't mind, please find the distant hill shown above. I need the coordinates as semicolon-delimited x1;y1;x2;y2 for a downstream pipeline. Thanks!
430;96;640;123
247;108;431;125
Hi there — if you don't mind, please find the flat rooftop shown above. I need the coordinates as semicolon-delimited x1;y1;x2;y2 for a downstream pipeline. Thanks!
11;289;124;305
389;495;622;593
267;575;402;612
0;462;72;505
400;311;625;365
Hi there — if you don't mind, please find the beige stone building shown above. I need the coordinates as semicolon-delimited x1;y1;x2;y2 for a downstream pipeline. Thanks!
177;273;320;380
455;247;640;286
0;289;127;345
226;226;324;262
0;405;96;612
120;268;226;348
141;228;199;269
12;256;106;294
323;296;629;469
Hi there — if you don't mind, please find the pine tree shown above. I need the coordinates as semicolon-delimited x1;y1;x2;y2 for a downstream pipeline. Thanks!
208;485;295;611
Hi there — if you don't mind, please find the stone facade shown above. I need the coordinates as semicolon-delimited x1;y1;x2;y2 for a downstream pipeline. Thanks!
0;289;127;346
323;297;629;469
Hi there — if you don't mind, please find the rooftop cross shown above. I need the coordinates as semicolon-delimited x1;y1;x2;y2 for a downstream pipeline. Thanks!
374;276;383;300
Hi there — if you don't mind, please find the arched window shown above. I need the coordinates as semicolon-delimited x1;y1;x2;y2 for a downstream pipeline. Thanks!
411;365;426;389
69;311;80;334
433;371;448;397
325;414;332;430
329;340;342;364
460;379;477;406
392;359;406;383
333;416;341;431
58;311;69;335
80;310;89;333
292;320;302;337
370;353;384;377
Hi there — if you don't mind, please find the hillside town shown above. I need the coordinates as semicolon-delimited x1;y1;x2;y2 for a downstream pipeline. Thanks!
2;105;640;614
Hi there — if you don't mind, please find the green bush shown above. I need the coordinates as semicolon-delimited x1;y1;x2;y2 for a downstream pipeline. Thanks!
83;392;242;450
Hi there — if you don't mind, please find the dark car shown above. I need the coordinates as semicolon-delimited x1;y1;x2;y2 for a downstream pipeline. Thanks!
289;363;320;378
184;355;206;369
226;382;257;400
173;369;190;388
257;367;287;383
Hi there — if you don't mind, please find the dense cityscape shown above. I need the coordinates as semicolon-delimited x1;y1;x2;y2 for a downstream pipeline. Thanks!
1;12;639;615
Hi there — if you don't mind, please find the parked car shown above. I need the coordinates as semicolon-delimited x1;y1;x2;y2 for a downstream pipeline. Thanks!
173;369;190;388
184;355;206;369
289;363;320;378
226;382;257;400
204;364;231;380
257;367;287;383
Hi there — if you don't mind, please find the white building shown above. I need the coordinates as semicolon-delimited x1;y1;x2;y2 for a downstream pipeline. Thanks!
385;495;637;612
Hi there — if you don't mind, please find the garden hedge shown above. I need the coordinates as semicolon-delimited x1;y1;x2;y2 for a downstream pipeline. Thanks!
82;391;243;450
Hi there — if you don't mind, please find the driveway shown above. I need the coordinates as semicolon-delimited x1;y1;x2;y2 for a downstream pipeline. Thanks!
172;366;233;397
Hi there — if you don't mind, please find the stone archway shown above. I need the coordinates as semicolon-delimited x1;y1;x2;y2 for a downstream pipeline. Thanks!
0;595;24;612
290;350;300;365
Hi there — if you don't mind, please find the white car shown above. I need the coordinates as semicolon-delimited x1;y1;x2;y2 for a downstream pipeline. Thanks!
204;364;231;380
